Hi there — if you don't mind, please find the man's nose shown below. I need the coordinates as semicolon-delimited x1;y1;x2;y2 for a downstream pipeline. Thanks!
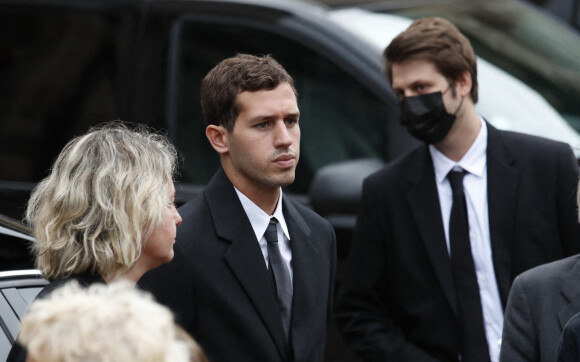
404;89;419;98
273;121;293;147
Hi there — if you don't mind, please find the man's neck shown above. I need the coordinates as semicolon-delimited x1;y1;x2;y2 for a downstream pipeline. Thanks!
243;188;280;216
435;108;481;162
224;168;281;215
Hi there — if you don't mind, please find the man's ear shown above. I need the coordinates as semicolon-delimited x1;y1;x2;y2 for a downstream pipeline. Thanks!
206;125;229;154
456;70;472;97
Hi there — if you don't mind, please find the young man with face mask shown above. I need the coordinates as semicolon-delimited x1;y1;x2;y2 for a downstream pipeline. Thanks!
335;17;580;362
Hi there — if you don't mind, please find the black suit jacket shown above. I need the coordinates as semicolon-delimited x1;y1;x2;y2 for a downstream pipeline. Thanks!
557;309;580;362
140;168;337;362
500;255;580;362
335;124;580;361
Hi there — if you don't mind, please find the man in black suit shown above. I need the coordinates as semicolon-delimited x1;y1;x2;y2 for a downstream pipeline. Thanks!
335;17;580;362
140;54;336;362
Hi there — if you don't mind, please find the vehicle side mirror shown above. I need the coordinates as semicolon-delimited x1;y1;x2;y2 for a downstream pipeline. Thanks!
309;158;384;216
309;158;384;259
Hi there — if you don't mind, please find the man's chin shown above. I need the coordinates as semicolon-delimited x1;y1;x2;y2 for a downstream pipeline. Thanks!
279;172;296;186
271;175;295;188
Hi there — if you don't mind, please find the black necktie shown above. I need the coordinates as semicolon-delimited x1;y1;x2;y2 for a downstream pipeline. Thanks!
448;170;490;362
265;217;292;340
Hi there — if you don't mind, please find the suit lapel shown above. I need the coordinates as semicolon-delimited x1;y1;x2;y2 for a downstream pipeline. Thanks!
486;124;518;306
406;147;459;317
558;257;580;329
205;169;290;361
406;126;518;317
283;198;319;360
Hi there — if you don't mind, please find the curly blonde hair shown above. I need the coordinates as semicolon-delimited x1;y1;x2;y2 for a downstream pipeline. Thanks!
18;281;203;361
26;122;178;281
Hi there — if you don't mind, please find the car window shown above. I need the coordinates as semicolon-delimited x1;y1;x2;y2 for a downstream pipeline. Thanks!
0;292;19;354
0;331;11;362
0;277;47;360
0;229;33;271
0;6;141;183
0;4;154;219
167;18;391;194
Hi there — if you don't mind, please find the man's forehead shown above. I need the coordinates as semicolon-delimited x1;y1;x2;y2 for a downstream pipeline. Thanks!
391;60;443;86
236;84;298;115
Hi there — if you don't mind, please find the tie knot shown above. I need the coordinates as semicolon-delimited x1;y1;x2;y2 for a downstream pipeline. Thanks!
264;218;279;244
447;169;467;191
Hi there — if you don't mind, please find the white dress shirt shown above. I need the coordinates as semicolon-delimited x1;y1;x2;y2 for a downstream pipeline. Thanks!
234;187;293;286
429;119;503;362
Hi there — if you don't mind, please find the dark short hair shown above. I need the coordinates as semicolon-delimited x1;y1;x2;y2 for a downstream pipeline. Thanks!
200;53;297;132
384;17;478;103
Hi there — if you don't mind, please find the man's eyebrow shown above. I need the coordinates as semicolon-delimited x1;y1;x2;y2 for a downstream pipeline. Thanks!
249;115;275;123
250;112;300;122
285;112;300;118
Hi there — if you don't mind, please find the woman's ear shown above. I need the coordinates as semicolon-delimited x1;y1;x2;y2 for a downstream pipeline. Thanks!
205;125;229;154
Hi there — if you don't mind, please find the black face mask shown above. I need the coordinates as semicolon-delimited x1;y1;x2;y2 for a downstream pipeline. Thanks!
399;91;462;145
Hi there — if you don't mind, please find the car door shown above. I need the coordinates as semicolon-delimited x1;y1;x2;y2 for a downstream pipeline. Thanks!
0;216;47;361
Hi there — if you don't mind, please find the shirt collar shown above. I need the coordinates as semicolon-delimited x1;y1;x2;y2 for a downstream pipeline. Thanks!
429;117;487;183
234;187;290;242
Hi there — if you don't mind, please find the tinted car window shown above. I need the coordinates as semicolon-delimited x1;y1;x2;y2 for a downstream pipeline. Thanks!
0;231;34;271
169;19;391;194
0;6;140;182
0;4;161;219
0;276;47;360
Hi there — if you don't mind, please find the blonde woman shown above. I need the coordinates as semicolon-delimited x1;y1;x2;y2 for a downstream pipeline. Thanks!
7;122;183;361
18;281;207;362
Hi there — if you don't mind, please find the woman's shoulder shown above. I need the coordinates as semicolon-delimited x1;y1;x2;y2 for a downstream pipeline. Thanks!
38;273;104;299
